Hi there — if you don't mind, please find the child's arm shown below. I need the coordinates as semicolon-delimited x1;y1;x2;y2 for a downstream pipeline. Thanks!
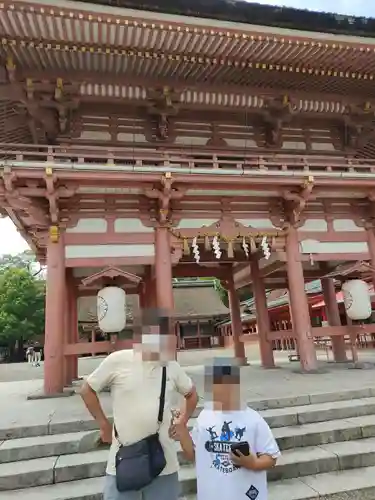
230;450;276;471
169;418;196;462
178;425;195;462
231;415;280;471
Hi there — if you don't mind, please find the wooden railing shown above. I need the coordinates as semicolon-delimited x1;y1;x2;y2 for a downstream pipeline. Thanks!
1;143;375;174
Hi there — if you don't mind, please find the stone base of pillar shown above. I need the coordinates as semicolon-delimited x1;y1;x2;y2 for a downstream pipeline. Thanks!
348;362;374;370
291;366;329;375
237;357;249;367
27;389;75;400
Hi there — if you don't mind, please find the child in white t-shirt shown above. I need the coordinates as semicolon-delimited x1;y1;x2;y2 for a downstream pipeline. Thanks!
170;359;280;500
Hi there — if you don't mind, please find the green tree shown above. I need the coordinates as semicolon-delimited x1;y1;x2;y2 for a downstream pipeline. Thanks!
0;267;45;361
213;279;253;308
0;250;36;271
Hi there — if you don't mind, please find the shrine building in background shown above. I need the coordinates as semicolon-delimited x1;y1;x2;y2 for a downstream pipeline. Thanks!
2;0;375;394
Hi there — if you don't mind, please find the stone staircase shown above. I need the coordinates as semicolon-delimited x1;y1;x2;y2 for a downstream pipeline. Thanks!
3;388;375;499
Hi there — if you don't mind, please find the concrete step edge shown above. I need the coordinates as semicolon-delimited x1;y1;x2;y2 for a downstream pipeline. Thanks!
4;394;375;441
2;414;375;463
3;436;375;490
4;464;375;500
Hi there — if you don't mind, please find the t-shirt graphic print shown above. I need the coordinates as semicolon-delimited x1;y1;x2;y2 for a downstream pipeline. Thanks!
205;419;247;474
191;407;280;500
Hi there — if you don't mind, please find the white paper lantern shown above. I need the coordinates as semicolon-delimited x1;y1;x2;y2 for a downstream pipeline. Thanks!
97;287;126;333
342;280;372;321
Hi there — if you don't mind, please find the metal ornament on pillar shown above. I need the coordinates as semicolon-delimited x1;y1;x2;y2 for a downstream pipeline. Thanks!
97;287;126;333
342;280;372;321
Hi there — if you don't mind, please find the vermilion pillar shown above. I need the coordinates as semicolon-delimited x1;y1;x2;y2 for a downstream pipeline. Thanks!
154;227;175;356
138;281;147;309
321;277;347;362
227;275;247;365
250;259;275;368
286;226;318;371
64;271;79;386
44;226;66;394
155;227;174;311
366;227;375;289
69;279;79;380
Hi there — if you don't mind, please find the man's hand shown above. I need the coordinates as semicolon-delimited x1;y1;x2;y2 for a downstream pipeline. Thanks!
169;411;189;442
99;420;113;444
230;450;258;470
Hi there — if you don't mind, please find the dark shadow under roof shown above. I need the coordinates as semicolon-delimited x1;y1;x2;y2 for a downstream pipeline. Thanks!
75;0;375;38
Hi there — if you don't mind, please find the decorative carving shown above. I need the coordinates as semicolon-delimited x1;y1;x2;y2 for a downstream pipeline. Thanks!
147;87;179;142
2;61;80;142
81;266;141;288
144;173;185;226
49;225;60;243
157;113;169;140
352;197;375;230
341;102;375;150
281;176;315;227
262;95;296;147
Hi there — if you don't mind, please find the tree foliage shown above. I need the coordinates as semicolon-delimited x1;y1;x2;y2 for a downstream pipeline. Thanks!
0;262;45;350
213;279;253;308
0;250;36;271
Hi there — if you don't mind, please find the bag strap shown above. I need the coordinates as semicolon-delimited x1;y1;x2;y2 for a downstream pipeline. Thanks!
158;365;167;424
114;364;167;442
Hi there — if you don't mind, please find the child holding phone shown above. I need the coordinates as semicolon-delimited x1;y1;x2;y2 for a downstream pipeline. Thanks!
170;359;280;500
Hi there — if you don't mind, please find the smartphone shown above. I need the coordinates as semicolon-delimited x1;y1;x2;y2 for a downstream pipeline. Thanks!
231;441;250;456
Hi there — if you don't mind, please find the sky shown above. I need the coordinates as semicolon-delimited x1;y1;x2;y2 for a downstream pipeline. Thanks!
0;0;374;256
254;0;373;17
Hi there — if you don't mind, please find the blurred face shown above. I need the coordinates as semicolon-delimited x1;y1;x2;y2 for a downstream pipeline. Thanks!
134;308;176;361
210;376;241;410
137;328;176;361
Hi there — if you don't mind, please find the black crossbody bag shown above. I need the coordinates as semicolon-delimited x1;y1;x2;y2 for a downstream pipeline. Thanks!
114;365;167;492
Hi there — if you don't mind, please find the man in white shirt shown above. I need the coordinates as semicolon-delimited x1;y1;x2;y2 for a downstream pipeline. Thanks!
80;314;198;500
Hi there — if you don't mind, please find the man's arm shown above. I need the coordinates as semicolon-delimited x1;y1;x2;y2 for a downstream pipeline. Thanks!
79;354;117;443
171;362;199;424
180;386;199;424
80;382;113;443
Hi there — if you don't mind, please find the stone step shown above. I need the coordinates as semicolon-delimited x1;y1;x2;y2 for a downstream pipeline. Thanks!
2;414;375;465
3;435;375;491
260;396;375;428
4;465;375;500
3;393;375;443
2;387;375;441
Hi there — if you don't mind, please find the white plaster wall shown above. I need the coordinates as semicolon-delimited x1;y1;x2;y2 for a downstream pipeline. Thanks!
66;218;108;233
310;142;335;151
236;219;276;229
174;137;208;146
80;131;111;141
300;240;368;254
282;141;306;150
333;219;363;232
114;218;153;233
117;133;146;142
226;139;257;148
298;219;328;232
65;244;155;259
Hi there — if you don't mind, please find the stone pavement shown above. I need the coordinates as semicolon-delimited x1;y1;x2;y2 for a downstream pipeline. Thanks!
3;346;375;498
2;344;375;434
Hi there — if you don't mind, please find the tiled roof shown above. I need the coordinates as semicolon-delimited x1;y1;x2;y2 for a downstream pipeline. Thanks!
78;283;228;323
173;286;228;319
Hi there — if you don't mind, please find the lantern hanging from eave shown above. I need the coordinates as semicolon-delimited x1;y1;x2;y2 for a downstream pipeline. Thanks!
97;286;126;333
342;279;372;321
